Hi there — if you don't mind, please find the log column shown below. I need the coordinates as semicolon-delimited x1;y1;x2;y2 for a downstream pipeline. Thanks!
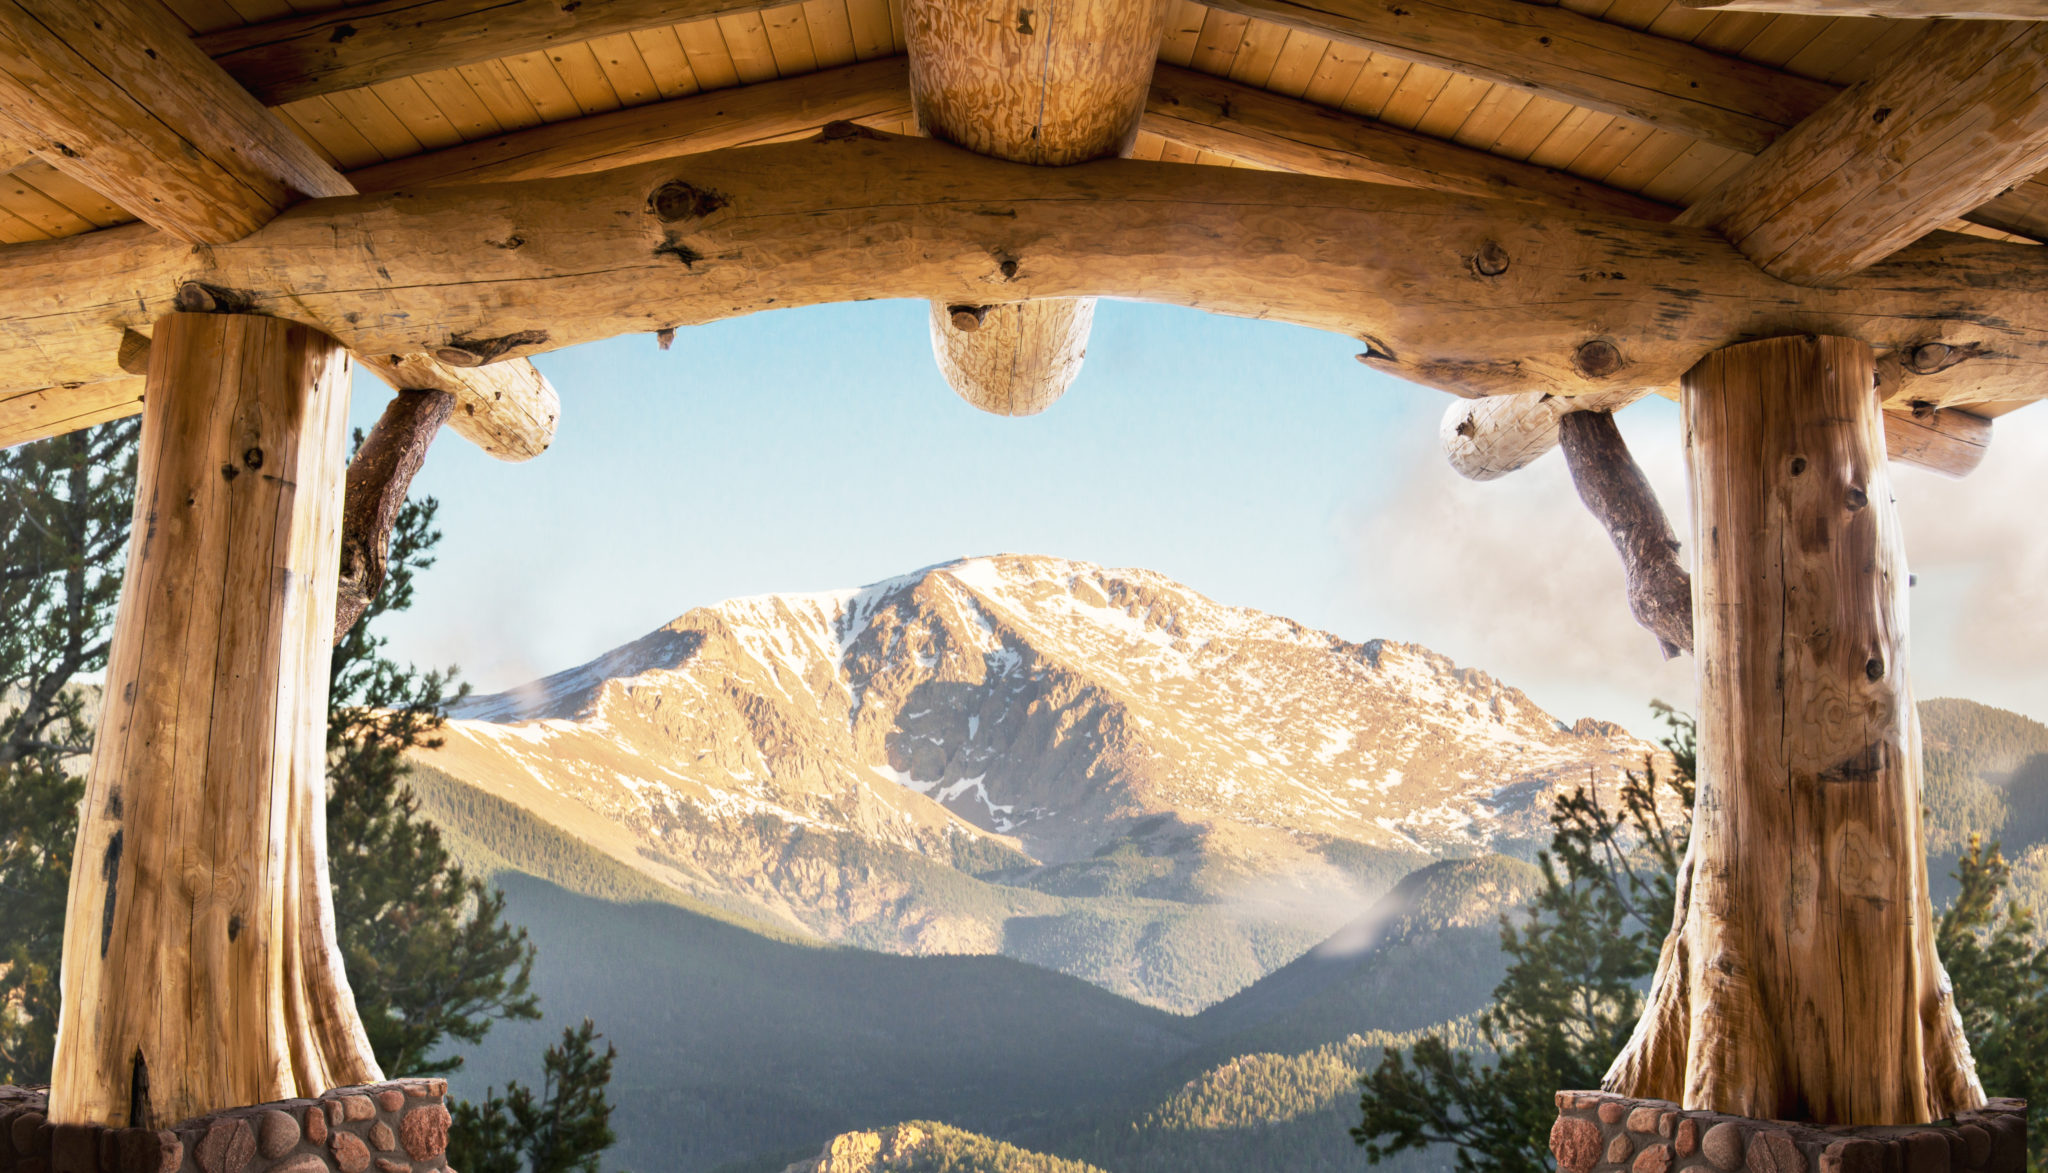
908;0;1167;416
1604;335;1981;1124
51;312;380;1127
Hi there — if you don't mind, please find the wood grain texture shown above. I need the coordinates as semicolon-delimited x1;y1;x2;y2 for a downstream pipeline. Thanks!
6;134;2048;414
50;312;381;1128
906;0;1168;163
907;0;1167;415
0;0;352;244
928;298;1093;415
1142;64;1676;221
199;0;790;107
353;351;559;461
1880;403;1993;478
1606;334;1982;1126
1557;409;1692;659
1439;390;1647;481
1195;0;1837;153
1679;21;2048;285
1676;0;2048;14
0;378;142;450
336;389;454;641
349;58;913;190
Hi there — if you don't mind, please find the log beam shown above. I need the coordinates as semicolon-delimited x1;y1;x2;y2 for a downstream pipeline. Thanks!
337;390;455;641
1142;65;1676;222
1556;410;1692;659
347;58;913;191
1679;21;2048;285
0;0;351;244
39;328;558;462
907;0;1167;416
1675;0;2048;14
197;0;787;107
1442;390;1995;482
6;135;2048;415
1606;334;1981;1125
1196;0;1835;153
52;311;380;1127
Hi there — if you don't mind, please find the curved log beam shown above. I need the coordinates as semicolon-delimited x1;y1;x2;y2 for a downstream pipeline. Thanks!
354;351;558;462
336;389;455;642
6;133;2048;411
1443;387;1998;483
906;0;1167;416
1557;411;1693;660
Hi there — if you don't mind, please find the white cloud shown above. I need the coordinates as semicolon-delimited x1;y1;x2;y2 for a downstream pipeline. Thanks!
1339;397;2048;734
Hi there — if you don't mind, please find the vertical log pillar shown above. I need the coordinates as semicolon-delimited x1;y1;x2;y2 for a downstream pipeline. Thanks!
50;312;381;1127
1604;335;1982;1125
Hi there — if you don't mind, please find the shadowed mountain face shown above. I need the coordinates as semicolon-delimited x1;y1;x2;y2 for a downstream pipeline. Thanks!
417;554;1655;1011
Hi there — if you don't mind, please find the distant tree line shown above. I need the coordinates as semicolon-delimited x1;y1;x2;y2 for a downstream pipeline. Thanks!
0;420;615;1173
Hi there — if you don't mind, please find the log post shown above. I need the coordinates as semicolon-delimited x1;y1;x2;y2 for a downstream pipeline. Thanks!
908;0;1167;416
50;311;381;1127
1604;335;1982;1125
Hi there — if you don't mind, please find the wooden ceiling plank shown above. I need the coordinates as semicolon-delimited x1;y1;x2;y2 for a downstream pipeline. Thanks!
1144;62;1677;218
1491;93;1575;161
673;19;744;90
6;135;2048;413
1692;9;1779;53
0;0;351;244
1226;18;1293;85
1640;138;1741;203
1198;0;1835;152
410;68;510;138
760;3;820;75
587;32;667;107
629;27;703;98
16;163;131;228
1524;105;1615;170
1678;0;2048;14
347;56;910;189
1567;116;1658;180
1334;52;1406;118
1601;127;1697;190
718;12;783;82
499;49;586;120
804;0;861;68
1259;28;1329;96
368;75;467;151
1450;83;1535;152
845;0;895;60
1680;20;2048;285
1299;39;1373;107
1191;8;1254;74
321;85;428;158
198;0;798;105
1160;0;1208;65
547;41;630;115
1409;71;1490;138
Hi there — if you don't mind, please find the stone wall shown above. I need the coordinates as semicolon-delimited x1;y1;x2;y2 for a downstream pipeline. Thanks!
1548;1090;2027;1173
0;1081;452;1173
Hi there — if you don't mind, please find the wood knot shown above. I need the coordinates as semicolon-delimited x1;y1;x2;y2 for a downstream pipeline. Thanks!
656;327;676;350
947;305;990;332
1907;343;1952;374
817;120;885;142
173;281;255;314
1846;486;1867;510
1573;339;1622;378
999;258;1019;280
436;329;549;367
1790;456;1807;476
647;180;728;223
1470;240;1510;277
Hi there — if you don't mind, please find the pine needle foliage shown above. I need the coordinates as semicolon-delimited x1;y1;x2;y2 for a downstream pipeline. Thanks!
325;466;540;1077
1937;835;2047;1170
449;1020;618;1173
0;420;137;1083
1351;705;1695;1173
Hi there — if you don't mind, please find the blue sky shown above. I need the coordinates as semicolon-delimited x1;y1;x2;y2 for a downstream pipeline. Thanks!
352;296;2048;736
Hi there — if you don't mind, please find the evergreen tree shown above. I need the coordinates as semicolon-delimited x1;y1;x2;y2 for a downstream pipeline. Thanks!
1937;835;2047;1170
1352;706;1695;1173
448;1020;618;1173
326;477;541;1076
0;420;138;1083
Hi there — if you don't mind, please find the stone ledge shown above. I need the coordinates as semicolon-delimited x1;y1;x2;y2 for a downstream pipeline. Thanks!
1548;1090;2028;1173
0;1081;452;1173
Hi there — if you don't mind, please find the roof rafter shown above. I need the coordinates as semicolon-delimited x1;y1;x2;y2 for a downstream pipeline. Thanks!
1679;20;2048;285
1;132;2045;421
1195;0;1835;153
197;0;786;106
1674;0;2047;15
1142;64;1675;221
0;0;352;243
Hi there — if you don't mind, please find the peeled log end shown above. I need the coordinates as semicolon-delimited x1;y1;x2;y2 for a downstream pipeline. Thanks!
928;297;1093;417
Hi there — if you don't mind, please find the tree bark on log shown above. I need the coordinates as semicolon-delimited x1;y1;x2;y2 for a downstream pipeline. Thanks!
1604;334;1982;1125
1556;410;1692;659
335;389;454;642
50;312;381;1128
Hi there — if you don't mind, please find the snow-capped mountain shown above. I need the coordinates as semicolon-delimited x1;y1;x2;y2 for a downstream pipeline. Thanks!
414;554;1657;1008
